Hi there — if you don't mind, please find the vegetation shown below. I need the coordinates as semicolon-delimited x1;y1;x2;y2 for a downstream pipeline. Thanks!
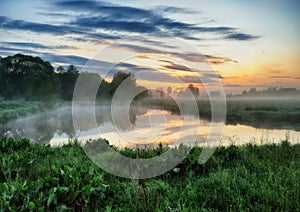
0;54;59;101
1;137;299;211
0;101;65;125
225;99;300;130
140;98;300;131
0;54;144;102
238;87;300;97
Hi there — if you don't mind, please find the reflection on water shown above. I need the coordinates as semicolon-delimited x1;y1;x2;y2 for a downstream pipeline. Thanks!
1;106;299;148
221;125;300;146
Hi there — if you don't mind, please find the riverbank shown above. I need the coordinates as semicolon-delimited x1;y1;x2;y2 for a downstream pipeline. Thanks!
1;137;299;211
0;101;68;125
139;98;300;131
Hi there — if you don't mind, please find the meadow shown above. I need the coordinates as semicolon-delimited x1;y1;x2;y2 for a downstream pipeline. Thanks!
0;137;299;211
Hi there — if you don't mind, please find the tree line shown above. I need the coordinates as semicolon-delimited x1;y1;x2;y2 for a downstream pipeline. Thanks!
0;54;143;101
240;87;300;97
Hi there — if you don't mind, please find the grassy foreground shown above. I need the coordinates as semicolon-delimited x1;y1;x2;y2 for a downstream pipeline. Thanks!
0;138;299;211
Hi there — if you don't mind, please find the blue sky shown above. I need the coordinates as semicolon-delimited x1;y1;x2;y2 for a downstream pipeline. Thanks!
0;0;299;92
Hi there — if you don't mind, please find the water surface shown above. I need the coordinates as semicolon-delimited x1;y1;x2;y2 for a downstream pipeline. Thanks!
1;106;299;148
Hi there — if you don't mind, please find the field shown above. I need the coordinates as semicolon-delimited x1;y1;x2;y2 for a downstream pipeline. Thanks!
1;137;299;211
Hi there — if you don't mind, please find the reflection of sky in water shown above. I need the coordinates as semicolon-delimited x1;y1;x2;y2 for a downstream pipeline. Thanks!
1;106;300;148
221;125;300;146
50;109;300;148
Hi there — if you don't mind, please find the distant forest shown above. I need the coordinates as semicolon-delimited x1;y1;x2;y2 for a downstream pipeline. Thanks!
0;54;144;101
237;87;300;97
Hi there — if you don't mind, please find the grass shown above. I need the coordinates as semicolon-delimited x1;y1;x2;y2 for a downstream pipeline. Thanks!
1;137;299;211
0;101;68;125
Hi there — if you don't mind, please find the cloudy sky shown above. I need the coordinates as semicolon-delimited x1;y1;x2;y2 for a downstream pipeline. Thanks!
0;0;299;93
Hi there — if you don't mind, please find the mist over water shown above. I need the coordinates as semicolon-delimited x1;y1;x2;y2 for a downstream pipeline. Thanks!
1;100;300;148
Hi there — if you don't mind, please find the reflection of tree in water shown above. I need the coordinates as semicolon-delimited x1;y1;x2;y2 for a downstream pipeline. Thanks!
129;106;148;125
95;104;148;131
1;105;150;144
0;107;75;144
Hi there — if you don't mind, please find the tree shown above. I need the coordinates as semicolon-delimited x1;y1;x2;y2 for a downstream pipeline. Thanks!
57;65;79;101
108;72;136;96
167;86;172;94
186;84;199;97
56;66;65;73
0;54;60;100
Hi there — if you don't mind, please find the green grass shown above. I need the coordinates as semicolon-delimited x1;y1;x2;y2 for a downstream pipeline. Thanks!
1;137;299;211
0;101;68;125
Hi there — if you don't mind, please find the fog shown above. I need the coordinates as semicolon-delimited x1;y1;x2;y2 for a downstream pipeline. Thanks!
0;104;149;144
1;97;299;148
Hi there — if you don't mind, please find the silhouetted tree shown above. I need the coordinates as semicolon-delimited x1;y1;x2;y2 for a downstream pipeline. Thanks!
186;84;199;97
0;54;60;100
57;65;79;101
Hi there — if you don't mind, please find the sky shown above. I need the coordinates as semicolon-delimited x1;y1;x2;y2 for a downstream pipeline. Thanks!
0;0;299;93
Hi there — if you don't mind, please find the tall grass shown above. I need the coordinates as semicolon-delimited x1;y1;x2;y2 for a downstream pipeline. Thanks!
0;137;299;211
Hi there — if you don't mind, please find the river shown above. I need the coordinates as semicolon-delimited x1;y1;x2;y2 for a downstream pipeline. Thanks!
1;105;299;148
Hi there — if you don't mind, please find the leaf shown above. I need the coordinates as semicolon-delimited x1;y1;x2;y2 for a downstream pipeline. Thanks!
172;168;180;173
83;185;93;196
89;167;94;175
47;187;57;207
36;179;44;192
28;159;35;165
47;193;57;207
28;202;36;210
56;204;69;212
58;186;69;192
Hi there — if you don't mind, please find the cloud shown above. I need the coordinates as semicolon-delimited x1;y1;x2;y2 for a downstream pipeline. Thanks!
0;42;81;51
130;37;178;49
204;55;238;64
269;76;292;79
0;16;71;35
49;0;258;41
153;6;198;14
0;1;260;43
0;16;119;40
0;42;50;49
159;60;193;72
71;16;240;40
224;83;248;88
73;17;157;33
164;64;192;72
115;43;237;64
224;33;260;41
0;46;40;55
136;71;178;83
178;75;218;84
42;54;90;67
202;73;224;79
